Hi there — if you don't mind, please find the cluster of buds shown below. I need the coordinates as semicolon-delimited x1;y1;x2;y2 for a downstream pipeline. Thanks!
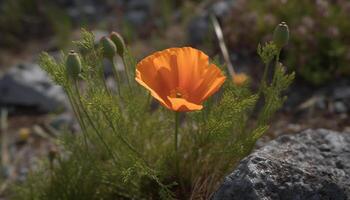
100;32;126;61
65;31;126;79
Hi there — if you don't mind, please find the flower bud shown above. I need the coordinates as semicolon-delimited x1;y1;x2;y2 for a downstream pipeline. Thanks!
18;128;30;142
100;36;117;60
233;73;249;86
66;50;82;79
110;31;125;57
273;22;289;49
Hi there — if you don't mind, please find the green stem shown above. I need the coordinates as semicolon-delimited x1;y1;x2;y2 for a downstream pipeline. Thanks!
272;50;281;84
111;58;121;96
65;86;89;149
144;92;151;111
262;63;269;86
100;66;112;97
101;111;149;166
73;81;118;165
174;112;180;177
257;62;270;97
174;112;179;153
121;57;132;91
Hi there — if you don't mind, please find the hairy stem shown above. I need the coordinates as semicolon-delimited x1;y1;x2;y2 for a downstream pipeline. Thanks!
74;81;118;165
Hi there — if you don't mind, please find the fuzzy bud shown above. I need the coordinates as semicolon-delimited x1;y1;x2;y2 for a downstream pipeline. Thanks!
66;50;82;79
110;32;125;57
100;36;117;60
233;73;249;86
273;22;289;49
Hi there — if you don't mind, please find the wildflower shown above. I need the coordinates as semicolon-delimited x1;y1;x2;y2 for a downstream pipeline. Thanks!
66;50;82;79
233;73;248;86
135;47;226;112
273;22;289;49
110;32;126;57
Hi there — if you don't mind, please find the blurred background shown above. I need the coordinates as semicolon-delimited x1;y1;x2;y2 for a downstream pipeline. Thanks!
0;0;349;198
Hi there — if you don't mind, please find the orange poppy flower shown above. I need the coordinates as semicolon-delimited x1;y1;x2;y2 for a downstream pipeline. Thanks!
135;47;226;112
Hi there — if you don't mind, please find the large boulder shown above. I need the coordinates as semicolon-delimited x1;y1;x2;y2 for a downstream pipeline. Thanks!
212;129;350;200
0;63;68;113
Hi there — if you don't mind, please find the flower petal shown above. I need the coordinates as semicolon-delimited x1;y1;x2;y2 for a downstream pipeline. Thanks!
135;75;170;108
167;97;203;112
175;47;209;92
190;63;226;103
136;54;171;107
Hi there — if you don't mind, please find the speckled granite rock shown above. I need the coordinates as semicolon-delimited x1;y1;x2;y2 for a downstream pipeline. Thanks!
212;129;350;200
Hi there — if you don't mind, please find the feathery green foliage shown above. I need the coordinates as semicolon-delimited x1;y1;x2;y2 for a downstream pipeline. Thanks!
13;28;293;199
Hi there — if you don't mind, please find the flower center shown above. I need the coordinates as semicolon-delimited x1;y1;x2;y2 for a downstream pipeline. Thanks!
170;87;188;99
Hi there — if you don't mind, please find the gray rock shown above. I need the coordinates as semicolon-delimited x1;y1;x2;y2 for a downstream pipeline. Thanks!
212;129;350;200
0;63;68;113
333;86;350;100
333;85;350;113
333;101;348;113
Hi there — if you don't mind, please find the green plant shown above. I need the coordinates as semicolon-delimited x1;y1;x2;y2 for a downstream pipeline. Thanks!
13;27;293;199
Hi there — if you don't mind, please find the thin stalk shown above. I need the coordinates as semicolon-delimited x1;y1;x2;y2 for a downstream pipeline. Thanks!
257;62;270;97
272;51;281;84
174;112;179;153
111;58;121;96
174;111;180;177
101;111;149;166
65;87;89;148
121;56;132;91
256;50;281;127
73;81;118;165
100;66;112;97
262;63;270;86
66;84;100;161
144;92;151;111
